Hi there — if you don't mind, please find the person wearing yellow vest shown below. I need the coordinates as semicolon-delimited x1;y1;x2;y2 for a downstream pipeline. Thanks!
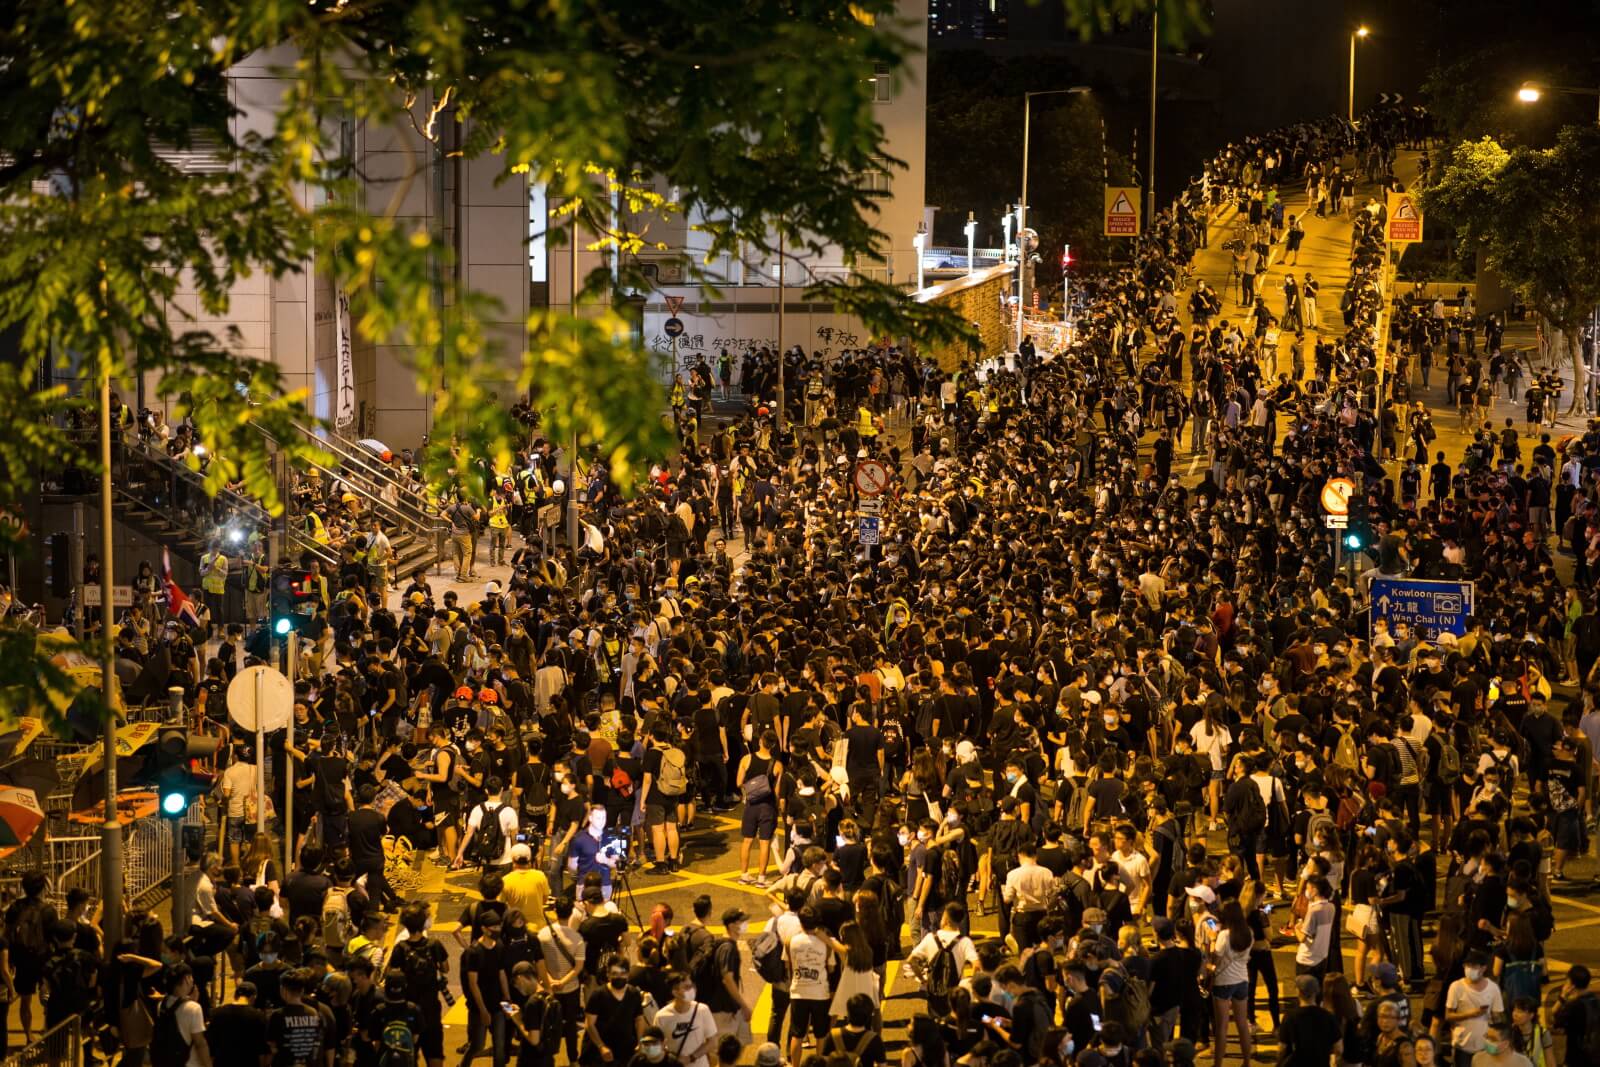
304;509;330;545
199;542;229;630
857;403;882;443
243;541;269;624
488;490;512;567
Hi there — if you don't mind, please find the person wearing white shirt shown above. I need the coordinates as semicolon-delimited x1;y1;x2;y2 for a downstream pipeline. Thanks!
1001;844;1056;947
654;973;719;1067
455;779;520;870
1295;876;1337;980
785;911;835;1066
1110;826;1154;916
908;903;978;1012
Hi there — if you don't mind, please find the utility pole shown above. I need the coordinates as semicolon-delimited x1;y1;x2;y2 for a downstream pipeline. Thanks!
566;198;581;551
775;226;786;438
1147;8;1159;226
98;372;123;948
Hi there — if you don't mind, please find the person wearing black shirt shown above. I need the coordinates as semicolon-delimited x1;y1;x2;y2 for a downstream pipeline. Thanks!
693;697;728;812
268;968;334;1067
1278;974;1343;1067
508;960;563;1067
584;955;647;1065
282;846;332;925
842;704;885;808
349;784;399;911
211;982;270;1060
460;911;511;1067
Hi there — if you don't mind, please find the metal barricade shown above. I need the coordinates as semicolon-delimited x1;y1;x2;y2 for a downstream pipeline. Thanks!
125;816;176;906
1;1014;80;1067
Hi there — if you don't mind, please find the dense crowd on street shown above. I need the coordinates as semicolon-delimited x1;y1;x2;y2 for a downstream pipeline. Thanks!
17;100;1600;1067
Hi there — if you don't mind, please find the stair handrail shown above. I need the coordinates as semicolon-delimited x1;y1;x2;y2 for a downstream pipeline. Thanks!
268;421;446;535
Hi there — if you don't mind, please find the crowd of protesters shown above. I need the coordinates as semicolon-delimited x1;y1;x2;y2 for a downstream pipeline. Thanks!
16;100;1600;1067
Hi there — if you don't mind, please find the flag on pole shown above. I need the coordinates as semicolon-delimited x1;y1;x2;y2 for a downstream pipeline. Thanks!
162;548;201;628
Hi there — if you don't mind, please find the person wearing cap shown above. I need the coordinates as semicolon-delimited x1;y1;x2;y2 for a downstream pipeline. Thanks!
502;841;550;923
706;908;755;1044
1278;973;1342;1067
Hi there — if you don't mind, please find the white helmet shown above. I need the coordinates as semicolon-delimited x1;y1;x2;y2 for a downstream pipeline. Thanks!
552;479;566;495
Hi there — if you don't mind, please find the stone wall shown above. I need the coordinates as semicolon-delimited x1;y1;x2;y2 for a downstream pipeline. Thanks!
916;263;1015;371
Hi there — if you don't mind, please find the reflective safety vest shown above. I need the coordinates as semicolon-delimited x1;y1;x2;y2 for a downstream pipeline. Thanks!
489;502;510;530
858;406;878;437
304;512;330;544
670;383;685;407
200;553;228;595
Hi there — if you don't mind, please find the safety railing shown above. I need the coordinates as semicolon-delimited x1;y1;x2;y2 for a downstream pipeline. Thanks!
1;1014;80;1067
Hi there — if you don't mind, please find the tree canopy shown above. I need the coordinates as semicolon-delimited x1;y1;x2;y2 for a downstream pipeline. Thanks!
1422;126;1600;410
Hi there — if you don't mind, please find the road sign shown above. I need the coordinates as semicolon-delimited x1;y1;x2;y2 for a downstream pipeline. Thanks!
1320;477;1356;516
664;295;685;316
663;317;685;338
80;585;133;608
1104;187;1141;236
1386;192;1423;243
854;459;889;497
1325;515;1349;529
227;665;293;732
857;496;883;515
1369;577;1474;641
858;515;881;546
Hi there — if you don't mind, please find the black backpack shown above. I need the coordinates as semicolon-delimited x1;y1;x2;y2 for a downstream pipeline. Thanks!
466;803;507;866
1233;781;1267;838
937;848;964;904
151;996;193;1067
392;937;442;1002
925;935;961;998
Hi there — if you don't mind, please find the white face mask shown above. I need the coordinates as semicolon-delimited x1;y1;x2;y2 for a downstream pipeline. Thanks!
1464;966;1485;982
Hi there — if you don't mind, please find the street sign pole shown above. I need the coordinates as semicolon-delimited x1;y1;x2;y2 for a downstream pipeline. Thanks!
285;632;297;877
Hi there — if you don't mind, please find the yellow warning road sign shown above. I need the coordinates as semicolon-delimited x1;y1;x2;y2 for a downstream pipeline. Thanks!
1104;186;1141;237
1386;192;1423;243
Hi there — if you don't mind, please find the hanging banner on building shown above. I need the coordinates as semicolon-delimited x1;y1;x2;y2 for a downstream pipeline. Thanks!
335;290;356;430
1104;187;1141;237
1386;193;1423;243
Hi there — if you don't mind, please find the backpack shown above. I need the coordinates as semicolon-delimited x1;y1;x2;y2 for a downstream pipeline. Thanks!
925;934;961;998
8;899;46;957
1529;894;1555;942
664;925;712;975
607;762;636;800
43;949;93;1015
750;928;788;984
656;747;689;796
1436;739;1462;785
825;1027;877;1067
937;848;965;904
320;886;352;951
1100;963;1152;1036
379;1017;417;1067
1331;726;1360;773
392;937;442;1002
1488;749;1518;792
150;996;193;1067
873;877;907;959
467;803;508;866
1233;781;1267;838
692;936;736;994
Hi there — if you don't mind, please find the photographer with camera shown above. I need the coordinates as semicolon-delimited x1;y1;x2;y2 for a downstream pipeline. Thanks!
569;802;621;899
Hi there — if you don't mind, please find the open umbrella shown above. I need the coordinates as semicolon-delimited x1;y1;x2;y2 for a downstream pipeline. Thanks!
0;718;45;761
0;786;45;850
0;757;59;798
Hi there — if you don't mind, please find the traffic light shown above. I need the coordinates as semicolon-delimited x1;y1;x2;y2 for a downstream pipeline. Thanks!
270;567;318;635
137;727;220;818
1343;497;1372;555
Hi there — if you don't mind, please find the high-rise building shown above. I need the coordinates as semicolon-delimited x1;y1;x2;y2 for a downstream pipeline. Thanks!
929;0;1009;40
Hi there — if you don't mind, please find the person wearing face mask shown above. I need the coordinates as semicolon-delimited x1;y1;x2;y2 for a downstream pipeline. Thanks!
1471;1019;1532;1067
622;1025;681;1067
1445;951;1504;1067
583;954;646;1066
653;972;718;1067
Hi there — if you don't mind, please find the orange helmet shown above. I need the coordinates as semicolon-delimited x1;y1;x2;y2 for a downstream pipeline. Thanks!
478;688;499;705
453;685;474;701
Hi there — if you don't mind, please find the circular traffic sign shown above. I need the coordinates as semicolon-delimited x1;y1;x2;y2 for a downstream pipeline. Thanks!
854;459;890;497
227;665;293;732
663;317;685;338
1320;477;1355;516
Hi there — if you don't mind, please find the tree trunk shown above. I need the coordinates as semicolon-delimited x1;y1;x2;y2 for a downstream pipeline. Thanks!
1566;325;1588;416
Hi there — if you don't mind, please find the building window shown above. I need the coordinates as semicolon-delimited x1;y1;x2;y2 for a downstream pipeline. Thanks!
858;155;892;197
871;62;892;103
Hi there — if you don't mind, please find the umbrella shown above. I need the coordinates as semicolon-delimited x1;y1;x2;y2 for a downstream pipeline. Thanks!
0;757;59;797
0;786;44;850
0;718;45;761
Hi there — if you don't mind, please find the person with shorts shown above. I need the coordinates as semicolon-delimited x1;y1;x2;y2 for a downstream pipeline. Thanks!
1209;899;1255;1067
783;907;834;1066
390;902;449;1067
4;871;56;1044
641;723;684;873
735;730;783;885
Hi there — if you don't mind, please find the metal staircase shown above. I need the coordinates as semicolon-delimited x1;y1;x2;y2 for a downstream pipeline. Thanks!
271;423;446;581
110;438;274;566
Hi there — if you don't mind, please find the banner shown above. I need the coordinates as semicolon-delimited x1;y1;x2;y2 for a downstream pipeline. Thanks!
335;289;356;429
1104;186;1141;237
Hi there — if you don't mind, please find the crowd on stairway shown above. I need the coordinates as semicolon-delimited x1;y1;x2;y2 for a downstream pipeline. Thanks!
19;100;1600;1067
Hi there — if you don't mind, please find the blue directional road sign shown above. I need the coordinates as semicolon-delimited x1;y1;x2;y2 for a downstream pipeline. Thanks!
859;515;881;546
663;317;685;338
1369;577;1474;641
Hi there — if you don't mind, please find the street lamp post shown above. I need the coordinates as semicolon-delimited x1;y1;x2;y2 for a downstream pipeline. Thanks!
1147;9;1159;226
912;225;927;290
1516;81;1600;126
964;213;976;276
1348;26;1370;125
1017;86;1090;348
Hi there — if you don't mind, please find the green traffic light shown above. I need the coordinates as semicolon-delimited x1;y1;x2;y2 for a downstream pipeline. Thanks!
1344;532;1364;550
161;791;187;816
274;617;292;635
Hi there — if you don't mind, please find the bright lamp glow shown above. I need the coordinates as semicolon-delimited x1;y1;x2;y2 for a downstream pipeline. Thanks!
162;791;186;816
1355;26;1370;37
1344;532;1364;550
274;617;292;636
1518;85;1542;102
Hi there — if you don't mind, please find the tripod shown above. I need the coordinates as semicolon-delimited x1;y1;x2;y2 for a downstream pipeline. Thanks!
610;861;647;929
